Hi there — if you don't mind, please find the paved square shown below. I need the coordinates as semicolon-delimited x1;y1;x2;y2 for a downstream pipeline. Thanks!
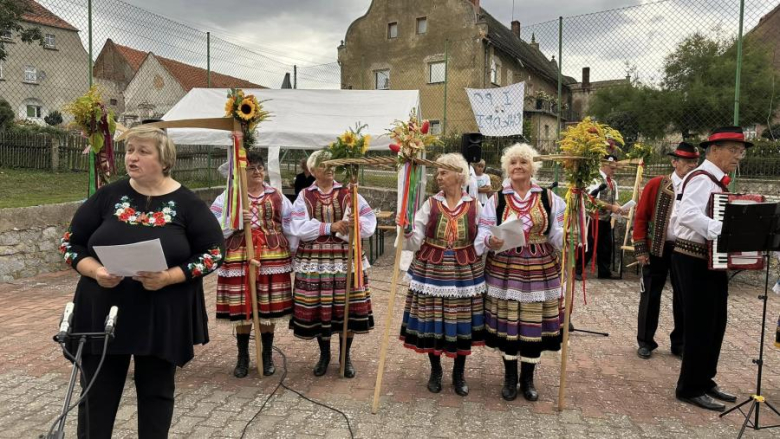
0;247;778;438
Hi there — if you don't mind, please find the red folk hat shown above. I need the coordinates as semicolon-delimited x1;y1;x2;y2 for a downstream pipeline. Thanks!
699;126;754;149
666;142;700;159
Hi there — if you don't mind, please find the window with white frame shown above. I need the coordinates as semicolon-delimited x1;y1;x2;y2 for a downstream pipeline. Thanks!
490;58;501;85
428;61;445;83
388;22;398;39
416;17;427;35
375;69;390;90
429;120;442;135
24;65;37;82
44;33;56;48
26;104;42;118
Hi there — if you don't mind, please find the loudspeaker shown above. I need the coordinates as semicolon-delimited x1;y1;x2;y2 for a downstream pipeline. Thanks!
461;132;482;163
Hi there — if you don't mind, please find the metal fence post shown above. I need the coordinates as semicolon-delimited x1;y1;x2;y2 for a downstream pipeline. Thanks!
294;65;298;89
207;32;211;88
443;39;449;136
730;0;746;192
553;16;563;193
88;0;96;196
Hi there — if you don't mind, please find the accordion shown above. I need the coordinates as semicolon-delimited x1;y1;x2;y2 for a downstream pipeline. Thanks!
708;192;765;271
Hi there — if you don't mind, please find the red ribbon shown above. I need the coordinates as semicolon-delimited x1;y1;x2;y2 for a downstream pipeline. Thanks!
708;132;745;142
721;175;731;187
244;229;266;320
672;149;699;158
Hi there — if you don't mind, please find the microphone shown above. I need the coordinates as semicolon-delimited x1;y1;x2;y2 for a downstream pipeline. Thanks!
56;302;75;342
104;306;119;337
590;183;607;197
548;181;559;190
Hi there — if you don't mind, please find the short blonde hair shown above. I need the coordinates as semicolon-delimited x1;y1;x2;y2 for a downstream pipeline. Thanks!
501;143;541;178
436;153;469;186
307;149;332;172
125;125;177;176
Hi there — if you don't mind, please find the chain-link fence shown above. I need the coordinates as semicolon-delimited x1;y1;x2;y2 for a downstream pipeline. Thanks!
1;0;779;194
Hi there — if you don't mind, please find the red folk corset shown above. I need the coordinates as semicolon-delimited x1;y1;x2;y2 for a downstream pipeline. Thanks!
418;198;478;265
252;191;288;250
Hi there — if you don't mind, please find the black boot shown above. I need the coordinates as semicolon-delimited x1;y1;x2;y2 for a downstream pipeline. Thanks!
427;353;443;393
519;362;539;401
452;355;469;396
339;336;356;378
501;358;518;401
234;333;250;378
261;332;275;376
313;336;330;377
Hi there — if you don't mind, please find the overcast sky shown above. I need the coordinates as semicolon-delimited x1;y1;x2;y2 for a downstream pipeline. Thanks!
39;0;778;88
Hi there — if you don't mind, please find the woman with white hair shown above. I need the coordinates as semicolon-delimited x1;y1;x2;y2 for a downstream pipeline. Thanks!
475;143;566;402
289;149;377;378
399;152;486;396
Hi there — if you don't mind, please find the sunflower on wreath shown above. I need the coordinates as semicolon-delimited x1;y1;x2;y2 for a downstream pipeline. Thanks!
327;123;371;182
225;88;270;146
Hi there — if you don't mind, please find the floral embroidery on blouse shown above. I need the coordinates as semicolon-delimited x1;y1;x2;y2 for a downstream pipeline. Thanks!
58;229;77;266
187;246;223;278
114;196;177;227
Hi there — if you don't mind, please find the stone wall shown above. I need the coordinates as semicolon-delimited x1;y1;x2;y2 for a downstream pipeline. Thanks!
0;202;80;282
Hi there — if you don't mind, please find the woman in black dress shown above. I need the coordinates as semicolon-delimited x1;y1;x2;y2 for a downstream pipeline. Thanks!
59;125;225;438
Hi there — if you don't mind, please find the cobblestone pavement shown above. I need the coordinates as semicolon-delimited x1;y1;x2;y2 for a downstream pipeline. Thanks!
1;249;779;438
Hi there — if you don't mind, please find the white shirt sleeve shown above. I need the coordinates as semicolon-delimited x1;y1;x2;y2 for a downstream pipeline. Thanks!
343;194;377;239
547;191;566;250
676;176;722;240
280;194;299;254
209;191;234;239
405;198;431;252
475;194;497;256
290;191;330;242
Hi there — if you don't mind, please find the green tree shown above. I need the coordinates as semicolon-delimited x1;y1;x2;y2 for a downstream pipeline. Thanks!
661;32;776;137
0;99;14;130
588;84;668;141
0;0;44;61
44;110;63;126
589;33;777;140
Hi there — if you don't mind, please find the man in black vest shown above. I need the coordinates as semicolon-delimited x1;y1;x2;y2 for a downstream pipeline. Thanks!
673;126;751;411
577;154;624;280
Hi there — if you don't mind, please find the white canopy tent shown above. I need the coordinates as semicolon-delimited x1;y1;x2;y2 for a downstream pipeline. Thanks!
161;88;421;188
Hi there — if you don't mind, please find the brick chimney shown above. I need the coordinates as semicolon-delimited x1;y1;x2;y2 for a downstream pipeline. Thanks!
582;67;591;90
511;20;521;38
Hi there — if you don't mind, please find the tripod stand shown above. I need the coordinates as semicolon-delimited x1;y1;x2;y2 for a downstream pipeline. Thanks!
716;201;780;438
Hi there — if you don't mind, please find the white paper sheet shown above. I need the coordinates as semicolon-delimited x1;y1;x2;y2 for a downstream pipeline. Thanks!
93;239;168;277
489;219;526;253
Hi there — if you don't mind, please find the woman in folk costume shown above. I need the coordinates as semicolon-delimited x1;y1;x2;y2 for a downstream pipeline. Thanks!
475;143;566;402
290;149;376;378
210;152;298;378
399;153;486;397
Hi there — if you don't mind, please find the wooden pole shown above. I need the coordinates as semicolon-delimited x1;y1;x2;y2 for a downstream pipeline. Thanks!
371;231;405;414
340;181;359;377
235;122;263;377
621;162;644;251
557;257;576;411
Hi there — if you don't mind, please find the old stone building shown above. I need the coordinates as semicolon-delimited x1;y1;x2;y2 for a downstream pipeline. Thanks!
93;40;264;125
337;0;575;150
0;0;90;124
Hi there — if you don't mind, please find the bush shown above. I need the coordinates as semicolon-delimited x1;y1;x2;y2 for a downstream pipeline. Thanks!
0;99;14;130
44;110;63;126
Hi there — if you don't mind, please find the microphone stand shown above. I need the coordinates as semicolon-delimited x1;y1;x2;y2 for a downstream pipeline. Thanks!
46;331;113;439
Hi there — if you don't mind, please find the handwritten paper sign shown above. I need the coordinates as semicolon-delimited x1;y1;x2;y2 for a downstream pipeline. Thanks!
465;82;525;136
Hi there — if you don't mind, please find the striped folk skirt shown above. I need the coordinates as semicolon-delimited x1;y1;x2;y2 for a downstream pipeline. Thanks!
399;250;486;357
484;243;563;362
215;236;293;326
290;239;374;340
